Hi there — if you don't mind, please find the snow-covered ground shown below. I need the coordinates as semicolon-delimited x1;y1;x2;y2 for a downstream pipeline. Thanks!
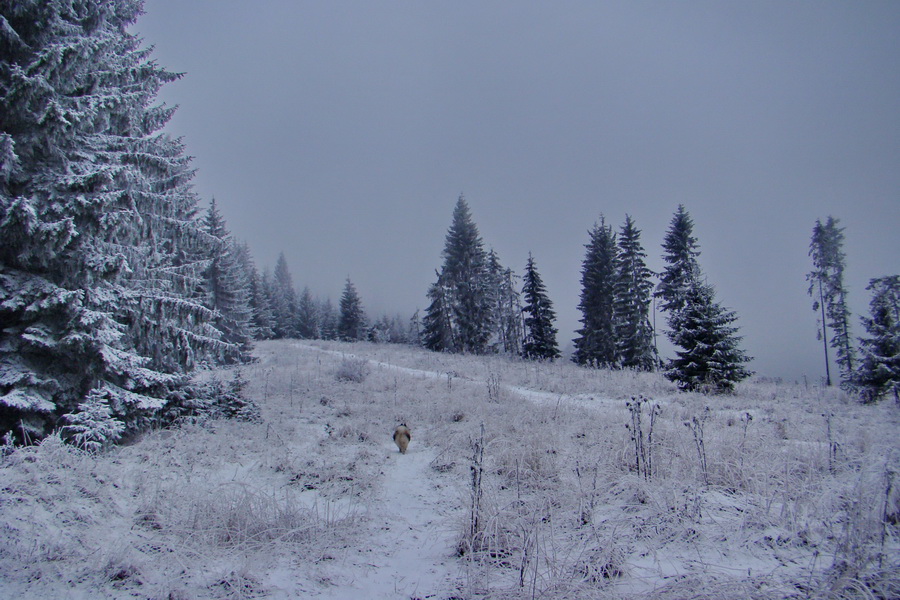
2;339;898;599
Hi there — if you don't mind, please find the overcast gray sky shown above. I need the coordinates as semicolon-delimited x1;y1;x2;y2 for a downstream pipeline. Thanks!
136;0;899;382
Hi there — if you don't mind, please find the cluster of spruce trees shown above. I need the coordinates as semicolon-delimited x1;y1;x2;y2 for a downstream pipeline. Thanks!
242;252;419;346
422;197;560;361
423;199;753;393
807;217;900;402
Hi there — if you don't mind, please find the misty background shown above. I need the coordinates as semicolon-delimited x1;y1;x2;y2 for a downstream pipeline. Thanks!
135;0;899;382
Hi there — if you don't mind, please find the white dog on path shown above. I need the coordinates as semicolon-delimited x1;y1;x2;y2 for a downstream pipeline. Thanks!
393;424;411;454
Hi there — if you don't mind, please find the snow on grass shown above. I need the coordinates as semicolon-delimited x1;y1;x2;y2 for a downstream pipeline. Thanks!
2;339;899;599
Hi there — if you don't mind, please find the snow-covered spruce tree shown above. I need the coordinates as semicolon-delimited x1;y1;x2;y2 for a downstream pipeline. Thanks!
408;309;422;346
61;389;124;452
807;216;855;387
369;315;390;343
614;215;656;371
487;249;523;355
655;205;701;328
200;199;253;362
296;286;319;339
233;242;275;340
521;253;560;360
0;0;229;439
856;275;900;403
270;252;298;339
318;297;338;340
665;280;753;393
573;216;619;367
372;313;413;344
423;270;455;351
338;278;367;342
369;314;411;344
425;196;494;354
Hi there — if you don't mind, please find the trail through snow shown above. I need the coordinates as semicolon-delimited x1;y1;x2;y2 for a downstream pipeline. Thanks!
289;341;624;599
308;441;462;600
292;342;620;409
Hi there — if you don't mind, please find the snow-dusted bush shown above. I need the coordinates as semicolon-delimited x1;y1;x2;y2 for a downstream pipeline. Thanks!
62;391;125;452
334;357;370;383
162;370;261;425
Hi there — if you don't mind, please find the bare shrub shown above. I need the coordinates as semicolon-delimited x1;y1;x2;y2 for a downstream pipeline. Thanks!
334;358;370;383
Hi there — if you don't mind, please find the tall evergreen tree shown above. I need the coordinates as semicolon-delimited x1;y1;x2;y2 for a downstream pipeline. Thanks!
856;275;900;403
573;216;619;367
665;281;753;393
614;216;656;371
487;250;523;355
422;271;455;351
200;199;253;362
318;298;338;340
338;278;366;341
521;253;560;360
408;309;422;346
655;205;701;321
807;217;855;387
296;286;319;339
233;242;275;340
271;252;297;339
424;196;494;354
0;0;227;438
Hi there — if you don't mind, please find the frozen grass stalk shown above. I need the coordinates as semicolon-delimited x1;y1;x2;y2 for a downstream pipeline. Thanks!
462;422;486;556
685;407;710;486
739;411;753;472
626;395;660;480
487;372;502;402
880;468;894;571
823;411;840;474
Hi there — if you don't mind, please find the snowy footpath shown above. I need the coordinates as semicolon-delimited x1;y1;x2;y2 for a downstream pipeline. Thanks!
294;341;617;408
308;442;462;600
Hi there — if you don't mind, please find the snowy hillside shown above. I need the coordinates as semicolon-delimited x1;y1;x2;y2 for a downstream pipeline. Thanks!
2;340;898;599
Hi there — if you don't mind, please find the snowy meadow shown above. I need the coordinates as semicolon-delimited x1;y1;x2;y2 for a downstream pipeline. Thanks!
2;339;898;599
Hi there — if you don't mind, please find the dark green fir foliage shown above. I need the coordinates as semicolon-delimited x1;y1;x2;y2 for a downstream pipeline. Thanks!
614;216;656;371
807;216;855;387
655;205;701;323
573;216;619;367
856;276;900;403
338;278;367;342
521;253;560;360
201;199;253;363
424;196;494;354
0;0;229;439
665;281;753;393
271;252;298;339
